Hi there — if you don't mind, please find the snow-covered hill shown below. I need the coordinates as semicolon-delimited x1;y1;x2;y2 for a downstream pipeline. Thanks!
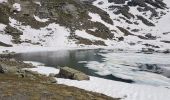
0;0;170;52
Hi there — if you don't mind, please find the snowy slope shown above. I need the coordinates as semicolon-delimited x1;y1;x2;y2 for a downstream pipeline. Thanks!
0;0;170;51
92;0;170;50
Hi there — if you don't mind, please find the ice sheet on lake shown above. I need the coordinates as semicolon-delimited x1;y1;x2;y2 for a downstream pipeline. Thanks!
84;52;170;87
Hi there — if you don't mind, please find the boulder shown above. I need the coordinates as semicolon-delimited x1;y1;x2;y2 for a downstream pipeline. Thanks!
0;63;19;74
58;67;89;81
0;64;4;73
49;73;56;77
48;77;57;83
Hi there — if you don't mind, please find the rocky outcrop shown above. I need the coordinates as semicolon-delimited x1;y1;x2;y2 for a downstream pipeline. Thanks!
0;41;12;47
0;63;19;74
0;64;4;73
58;67;90;81
136;15;155;26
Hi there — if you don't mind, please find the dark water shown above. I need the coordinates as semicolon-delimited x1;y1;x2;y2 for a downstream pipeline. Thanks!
15;49;170;83
15;49;134;83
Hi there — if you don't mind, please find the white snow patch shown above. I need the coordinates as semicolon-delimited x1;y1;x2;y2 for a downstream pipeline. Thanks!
24;61;59;76
34;15;49;22
34;1;41;6
13;3;21;11
75;30;103;41
0;0;7;3
58;76;170;100
0;23;7;31
0;34;13;45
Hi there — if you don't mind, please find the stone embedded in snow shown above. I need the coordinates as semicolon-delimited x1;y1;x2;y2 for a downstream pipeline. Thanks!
58;67;90;81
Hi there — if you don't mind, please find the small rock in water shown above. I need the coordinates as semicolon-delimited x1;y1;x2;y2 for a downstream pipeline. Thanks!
58;67;90;81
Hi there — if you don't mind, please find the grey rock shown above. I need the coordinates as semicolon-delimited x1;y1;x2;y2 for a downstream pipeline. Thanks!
0;63;19;74
48;77;57;83
58;67;89;81
49;73;56;77
0;64;4;73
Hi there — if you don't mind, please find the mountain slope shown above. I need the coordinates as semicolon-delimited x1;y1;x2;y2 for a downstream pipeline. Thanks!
0;0;170;51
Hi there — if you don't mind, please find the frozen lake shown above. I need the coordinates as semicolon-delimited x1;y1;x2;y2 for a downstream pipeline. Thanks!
15;49;170;87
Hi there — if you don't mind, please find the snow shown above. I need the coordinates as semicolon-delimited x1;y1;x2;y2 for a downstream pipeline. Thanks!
92;0;170;50
0;0;169;51
84;52;170;87
0;1;170;99
13;3;21;11
0;34;13;45
75;30;100;40
23;61;170;100
34;2;41;6
0;23;13;45
58;76;170;100
0;23;7;31
88;12;115;31
9;17;76;47
24;61;59;76
0;0;7;3
34;15;49;22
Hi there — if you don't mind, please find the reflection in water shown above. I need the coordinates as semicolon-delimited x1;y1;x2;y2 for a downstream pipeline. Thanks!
15;49;170;84
16;50;104;76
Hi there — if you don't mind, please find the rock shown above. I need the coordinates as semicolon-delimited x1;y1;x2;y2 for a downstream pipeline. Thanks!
73;73;90;81
48;77;57;83
0;64;4;73
141;48;155;54
116;26;134;36
118;37;124;41
0;41;12;47
162;49;170;54
137;15;155;26
0;63;19;74
58;67;90;81
49;73;56;77
145;33;157;40
108;0;127;4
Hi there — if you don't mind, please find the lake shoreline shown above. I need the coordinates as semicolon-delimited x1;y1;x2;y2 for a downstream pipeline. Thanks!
0;54;118;100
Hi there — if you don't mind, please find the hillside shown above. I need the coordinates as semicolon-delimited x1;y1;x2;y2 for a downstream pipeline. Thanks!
0;0;170;51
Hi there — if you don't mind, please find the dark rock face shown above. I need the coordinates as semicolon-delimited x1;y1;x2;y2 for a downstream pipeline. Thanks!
161;40;170;43
128;0;166;9
145;33;157;40
0;41;12;47
0;64;4;73
116;26;134;36
137;15;155;26
140;48;155;54
109;5;134;19
162;49;170;53
58;67;90;81
108;0;128;4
